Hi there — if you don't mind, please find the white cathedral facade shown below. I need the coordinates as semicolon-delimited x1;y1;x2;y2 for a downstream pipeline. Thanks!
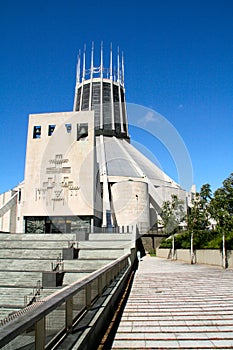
0;45;191;234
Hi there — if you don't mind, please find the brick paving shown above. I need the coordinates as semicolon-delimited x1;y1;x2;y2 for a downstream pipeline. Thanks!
112;255;233;349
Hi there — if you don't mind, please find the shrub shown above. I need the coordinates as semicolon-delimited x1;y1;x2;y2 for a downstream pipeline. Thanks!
159;229;233;250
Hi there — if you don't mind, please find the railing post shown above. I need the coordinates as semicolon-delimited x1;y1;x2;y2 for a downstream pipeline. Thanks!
35;317;45;350
108;270;112;284
85;283;91;309
66;297;73;331
98;275;103;296
113;266;116;280
102;271;107;290
118;261;121;274
116;263;120;277
105;271;109;286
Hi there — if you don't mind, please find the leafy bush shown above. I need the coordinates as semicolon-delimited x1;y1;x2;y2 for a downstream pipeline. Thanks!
148;249;156;256
159;229;233;250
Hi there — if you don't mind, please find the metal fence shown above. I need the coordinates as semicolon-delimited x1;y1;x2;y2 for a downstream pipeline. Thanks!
0;251;135;350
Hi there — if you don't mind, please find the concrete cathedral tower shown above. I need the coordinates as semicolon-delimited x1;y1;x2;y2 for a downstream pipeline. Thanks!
73;43;128;139
0;43;191;234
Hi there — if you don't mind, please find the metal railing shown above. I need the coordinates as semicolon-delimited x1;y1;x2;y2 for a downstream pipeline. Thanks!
0;251;135;350
51;253;64;272
24;280;43;307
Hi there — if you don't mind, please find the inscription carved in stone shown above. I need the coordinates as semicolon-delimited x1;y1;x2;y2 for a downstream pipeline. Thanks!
35;154;80;210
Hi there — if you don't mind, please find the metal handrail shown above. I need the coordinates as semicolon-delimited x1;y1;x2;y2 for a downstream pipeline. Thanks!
0;252;132;348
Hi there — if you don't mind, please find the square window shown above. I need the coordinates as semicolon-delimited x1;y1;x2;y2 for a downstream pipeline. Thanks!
48;125;56;136
77;123;88;141
33;126;41;139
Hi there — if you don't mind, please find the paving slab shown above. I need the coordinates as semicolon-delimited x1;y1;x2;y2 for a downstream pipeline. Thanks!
112;255;233;349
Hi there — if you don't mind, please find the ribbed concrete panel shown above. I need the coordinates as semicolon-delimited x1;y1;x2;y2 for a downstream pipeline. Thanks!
98;136;181;187
103;137;139;177
122;139;179;186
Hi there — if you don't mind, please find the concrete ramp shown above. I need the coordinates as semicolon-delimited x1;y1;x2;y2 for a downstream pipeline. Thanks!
112;255;233;349
0;193;17;218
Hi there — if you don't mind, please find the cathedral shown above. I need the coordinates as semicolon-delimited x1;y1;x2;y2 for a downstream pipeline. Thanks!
0;44;190;234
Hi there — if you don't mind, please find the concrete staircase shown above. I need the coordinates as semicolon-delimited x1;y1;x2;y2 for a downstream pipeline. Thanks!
112;255;233;349
63;233;132;285
0;234;69;318
0;232;133;321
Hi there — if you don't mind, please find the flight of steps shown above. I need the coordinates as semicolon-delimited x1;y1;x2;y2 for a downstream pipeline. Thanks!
112;255;233;349
0;232;132;321
0;234;71;321
62;233;132;285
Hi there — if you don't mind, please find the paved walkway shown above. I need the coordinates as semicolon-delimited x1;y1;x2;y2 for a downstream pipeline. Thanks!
112;255;233;349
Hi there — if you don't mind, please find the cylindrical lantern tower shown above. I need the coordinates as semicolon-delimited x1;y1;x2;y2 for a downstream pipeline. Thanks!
73;43;129;139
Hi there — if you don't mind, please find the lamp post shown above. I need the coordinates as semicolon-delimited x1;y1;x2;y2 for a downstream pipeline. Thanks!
136;194;138;230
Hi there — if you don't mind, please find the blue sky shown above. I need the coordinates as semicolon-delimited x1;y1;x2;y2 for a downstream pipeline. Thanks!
1;0;232;193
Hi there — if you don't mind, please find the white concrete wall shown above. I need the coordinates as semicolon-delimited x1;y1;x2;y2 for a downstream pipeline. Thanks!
227;251;233;268
111;180;149;231
0;187;23;233
23;111;100;218
155;248;171;259
0;182;24;233
0;190;12;232
16;184;24;233
196;249;222;266
156;248;233;268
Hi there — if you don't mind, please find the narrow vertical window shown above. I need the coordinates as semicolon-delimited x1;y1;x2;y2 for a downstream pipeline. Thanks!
65;124;72;133
18;189;21;203
48;125;56;136
77;123;88;141
33;126;41;139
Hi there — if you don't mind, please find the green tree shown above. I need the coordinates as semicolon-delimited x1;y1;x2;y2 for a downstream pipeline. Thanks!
160;195;185;259
209;173;233;267
187;183;212;263
210;173;233;231
200;183;212;202
160;195;185;234
187;183;212;232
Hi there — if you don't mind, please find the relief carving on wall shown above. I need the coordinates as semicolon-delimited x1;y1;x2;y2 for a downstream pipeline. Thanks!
35;154;80;210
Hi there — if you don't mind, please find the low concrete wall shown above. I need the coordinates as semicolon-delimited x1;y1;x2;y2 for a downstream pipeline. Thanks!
227;251;233;268
156;248;171;259
196;250;222;266
176;249;192;262
156;248;233;268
